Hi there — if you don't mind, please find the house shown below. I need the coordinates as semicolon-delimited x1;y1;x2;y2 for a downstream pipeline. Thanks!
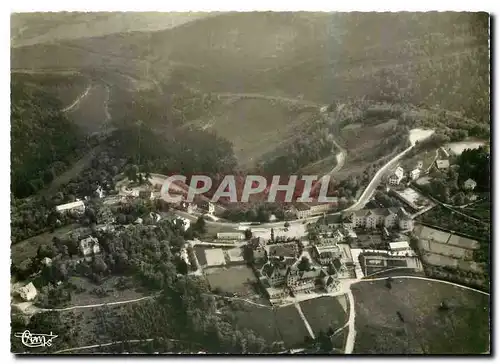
41;257;52;267
16;282;38;301
463;179;477;190
409;168;421;181
436;159;450;170
56;200;85;214
397;208;414;231
291;202;336;219
322;275;340;293
388;167;404;185
262;261;289;286
180;201;197;214
80;236;100;256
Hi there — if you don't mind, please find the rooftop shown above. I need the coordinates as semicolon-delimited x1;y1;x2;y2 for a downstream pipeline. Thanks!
436;159;450;169
56;200;85;211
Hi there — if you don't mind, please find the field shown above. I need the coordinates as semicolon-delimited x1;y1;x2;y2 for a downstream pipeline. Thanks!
219;300;310;349
418;240;472;259
352;278;490;354
205;266;257;296
299;296;348;336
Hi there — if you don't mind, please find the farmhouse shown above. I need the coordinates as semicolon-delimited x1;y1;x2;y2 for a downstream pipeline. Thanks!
388;166;404;185
435;159;450;170
16;282;38;301
463;178;477;190
80;236;100;256
204;248;226;267
291;202;312;219
56;200;85;214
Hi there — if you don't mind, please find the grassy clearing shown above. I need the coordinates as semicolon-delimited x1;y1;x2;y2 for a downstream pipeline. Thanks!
205;266;257;296
220;300;309;349
299;296;348;336
274;305;310;347
352;278;490;354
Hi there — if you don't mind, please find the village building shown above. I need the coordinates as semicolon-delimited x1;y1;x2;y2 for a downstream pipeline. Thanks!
216;232;245;240
409;168;421;181
80;236;100;256
139;189;155;200
342;207;413;231
56;200;85;214
436;159;450;170
41;257;52;267
291;202;337;219
388;166;404;185
463;178;477;190
389;241;410;252
16;282;38;301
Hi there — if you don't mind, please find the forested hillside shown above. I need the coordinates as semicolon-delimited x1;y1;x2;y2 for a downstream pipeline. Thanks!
11;79;84;198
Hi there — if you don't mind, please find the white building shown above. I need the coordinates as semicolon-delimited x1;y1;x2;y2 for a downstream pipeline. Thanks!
56;200;85;214
389;241;410;252
16;282;38;301
80;236;100;256
388;167;404;185
216;232;245;240
464;179;477;190
96;185;105;199
436;159;450;170
409;168;421;180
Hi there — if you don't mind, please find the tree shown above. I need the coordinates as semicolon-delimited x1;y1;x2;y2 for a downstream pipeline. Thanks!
244;228;253;240
193;216;207;234
93;256;108;275
297;257;311;271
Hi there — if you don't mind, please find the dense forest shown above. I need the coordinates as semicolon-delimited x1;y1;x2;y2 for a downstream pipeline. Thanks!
11;79;85;198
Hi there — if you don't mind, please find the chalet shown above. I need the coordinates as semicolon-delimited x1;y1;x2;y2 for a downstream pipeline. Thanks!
463;179;477;190
56;200;85;214
16;282;38;301
436;159;450;170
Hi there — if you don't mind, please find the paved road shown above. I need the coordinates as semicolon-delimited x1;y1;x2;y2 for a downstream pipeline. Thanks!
213;92;321;108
